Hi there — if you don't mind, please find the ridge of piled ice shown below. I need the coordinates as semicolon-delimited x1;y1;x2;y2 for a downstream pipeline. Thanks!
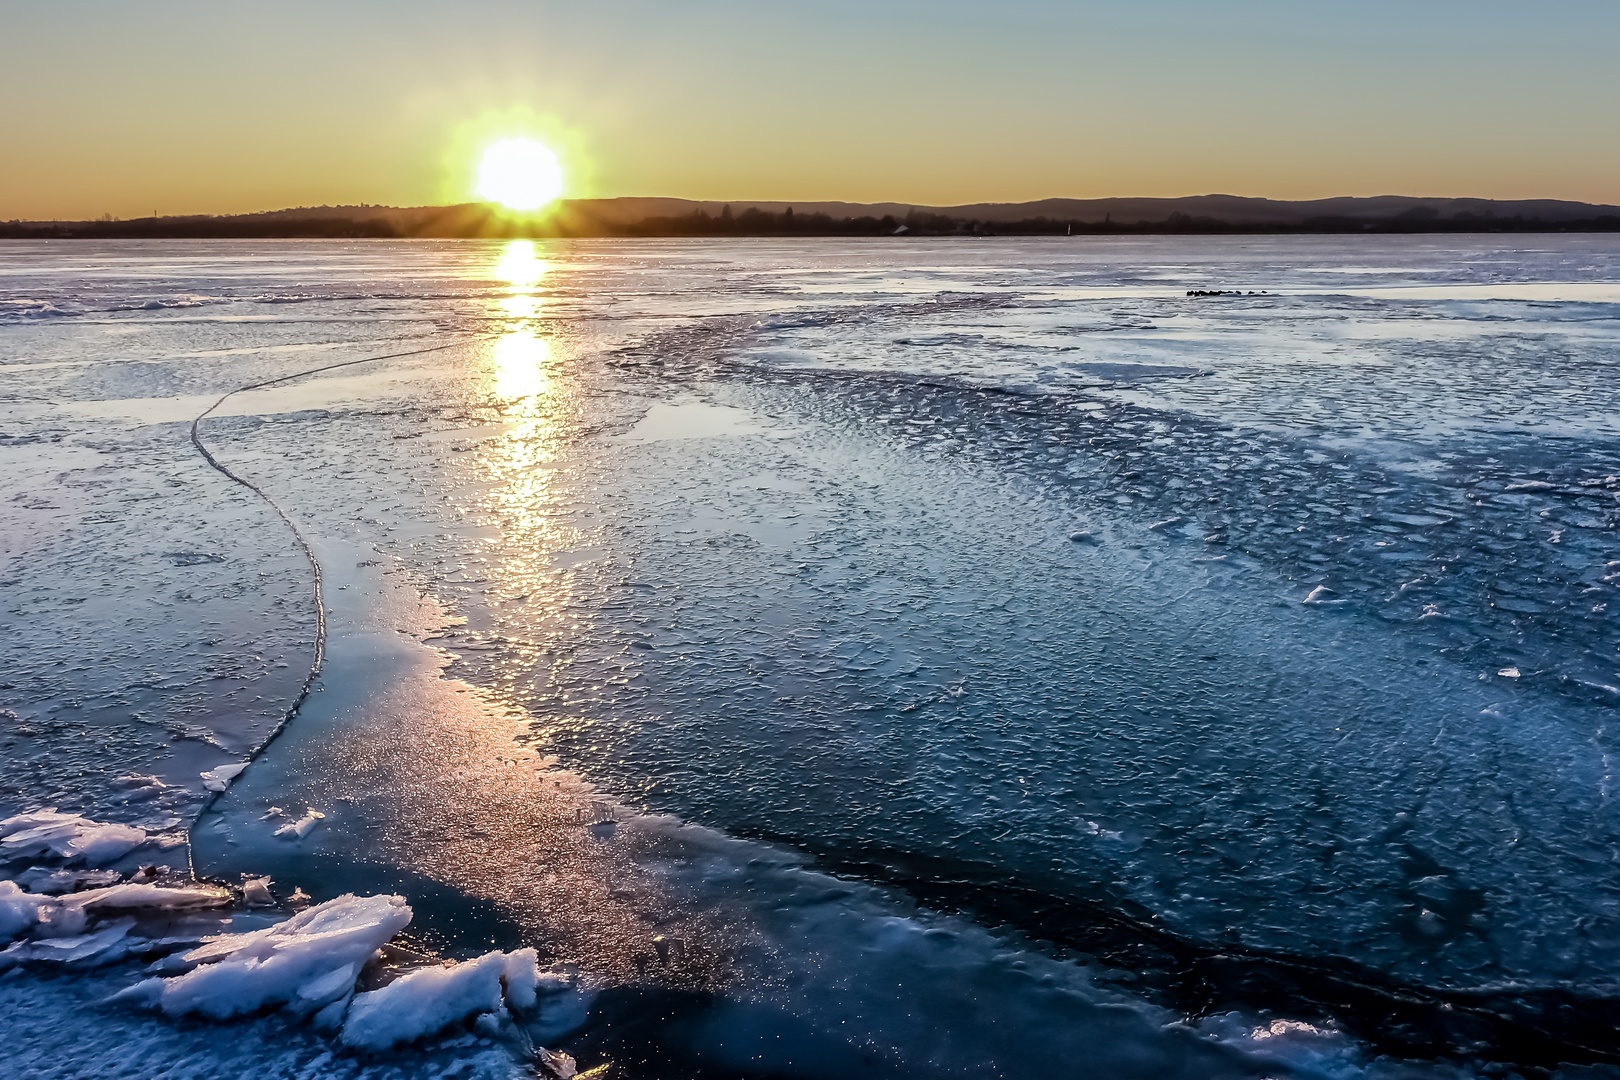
14;867;124;894
1;810;149;866
114;893;412;1019
340;947;541;1050
0;881;55;942
1;879;231;946
2;920;137;967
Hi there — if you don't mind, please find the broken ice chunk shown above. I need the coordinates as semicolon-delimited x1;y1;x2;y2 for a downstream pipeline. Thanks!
536;1047;578;1079
69;882;233;913
3;878;232;945
273;810;325;840
112;775;169;802
340;946;541;1050
296;959;360;1007
241;876;275;907
200;763;249;792
0;880;54;942
501;947;541;1011
0;919;135;968
112;893;411;1020
1302;585;1350;607
13;867;122;895
0;811;149;866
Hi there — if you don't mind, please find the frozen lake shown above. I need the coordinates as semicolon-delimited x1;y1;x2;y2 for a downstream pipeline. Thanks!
3;235;1620;1078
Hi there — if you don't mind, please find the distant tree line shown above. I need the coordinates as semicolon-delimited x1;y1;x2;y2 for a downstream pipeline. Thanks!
0;217;397;239
5;205;1619;240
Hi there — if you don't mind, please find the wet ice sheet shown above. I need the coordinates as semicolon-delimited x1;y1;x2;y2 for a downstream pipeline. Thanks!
5;236;1620;1076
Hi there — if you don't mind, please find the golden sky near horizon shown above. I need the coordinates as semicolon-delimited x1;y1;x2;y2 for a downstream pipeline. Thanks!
3;1;1618;220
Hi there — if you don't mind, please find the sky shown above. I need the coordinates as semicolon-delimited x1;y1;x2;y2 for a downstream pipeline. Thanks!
3;0;1618;219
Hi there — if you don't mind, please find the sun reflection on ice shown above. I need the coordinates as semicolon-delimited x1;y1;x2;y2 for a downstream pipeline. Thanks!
492;329;550;402
495;238;549;291
488;240;554;410
477;239;583;622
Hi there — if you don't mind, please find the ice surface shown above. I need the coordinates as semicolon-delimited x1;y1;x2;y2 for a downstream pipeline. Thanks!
7;236;1620;1077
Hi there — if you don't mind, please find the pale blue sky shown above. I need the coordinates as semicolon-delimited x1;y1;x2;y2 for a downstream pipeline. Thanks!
3;1;1616;217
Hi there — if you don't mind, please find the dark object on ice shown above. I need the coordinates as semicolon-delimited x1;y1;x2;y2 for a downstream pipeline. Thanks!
1186;289;1233;297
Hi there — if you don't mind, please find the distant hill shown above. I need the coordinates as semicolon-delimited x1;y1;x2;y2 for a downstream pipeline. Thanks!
6;194;1619;238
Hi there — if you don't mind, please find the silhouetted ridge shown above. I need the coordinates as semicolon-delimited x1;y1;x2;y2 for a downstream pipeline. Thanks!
6;194;1620;238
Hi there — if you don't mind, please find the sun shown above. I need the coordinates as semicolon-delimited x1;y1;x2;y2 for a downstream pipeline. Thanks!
476;138;564;211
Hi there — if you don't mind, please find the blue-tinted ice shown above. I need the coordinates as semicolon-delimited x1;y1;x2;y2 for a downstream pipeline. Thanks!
3;236;1620;1077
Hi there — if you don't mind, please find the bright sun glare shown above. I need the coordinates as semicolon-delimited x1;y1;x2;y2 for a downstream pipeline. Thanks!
476;138;564;211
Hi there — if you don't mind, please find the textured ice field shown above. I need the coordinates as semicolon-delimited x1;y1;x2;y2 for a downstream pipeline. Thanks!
2;236;1619;1077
